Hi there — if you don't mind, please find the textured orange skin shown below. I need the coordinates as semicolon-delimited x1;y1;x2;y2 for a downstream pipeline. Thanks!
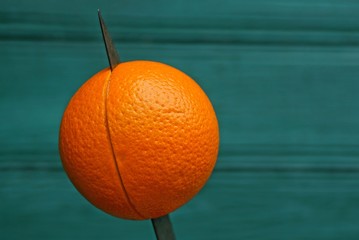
59;61;219;220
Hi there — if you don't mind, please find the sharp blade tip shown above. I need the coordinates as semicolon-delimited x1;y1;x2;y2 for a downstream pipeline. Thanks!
98;9;102;18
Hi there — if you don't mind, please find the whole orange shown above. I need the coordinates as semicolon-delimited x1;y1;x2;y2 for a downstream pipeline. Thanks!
59;60;219;220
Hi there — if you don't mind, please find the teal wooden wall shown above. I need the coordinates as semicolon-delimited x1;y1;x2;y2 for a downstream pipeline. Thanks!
2;0;359;239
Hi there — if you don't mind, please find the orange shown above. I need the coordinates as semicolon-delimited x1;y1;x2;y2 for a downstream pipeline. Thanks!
59;60;219;220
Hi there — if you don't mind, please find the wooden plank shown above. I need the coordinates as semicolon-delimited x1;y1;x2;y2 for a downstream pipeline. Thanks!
2;0;359;46
2;41;359;164
1;169;359;240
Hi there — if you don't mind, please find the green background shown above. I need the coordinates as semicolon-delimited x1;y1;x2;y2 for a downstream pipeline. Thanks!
2;0;359;239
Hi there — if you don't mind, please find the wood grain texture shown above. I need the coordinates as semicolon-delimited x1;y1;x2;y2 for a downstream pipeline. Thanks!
1;0;359;239
2;161;359;240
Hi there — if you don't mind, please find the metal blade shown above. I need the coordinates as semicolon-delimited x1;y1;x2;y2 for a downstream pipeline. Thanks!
98;10;120;70
151;215;176;240
97;11;176;240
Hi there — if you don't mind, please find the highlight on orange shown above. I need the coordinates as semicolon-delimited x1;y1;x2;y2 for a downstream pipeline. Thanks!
59;60;219;220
